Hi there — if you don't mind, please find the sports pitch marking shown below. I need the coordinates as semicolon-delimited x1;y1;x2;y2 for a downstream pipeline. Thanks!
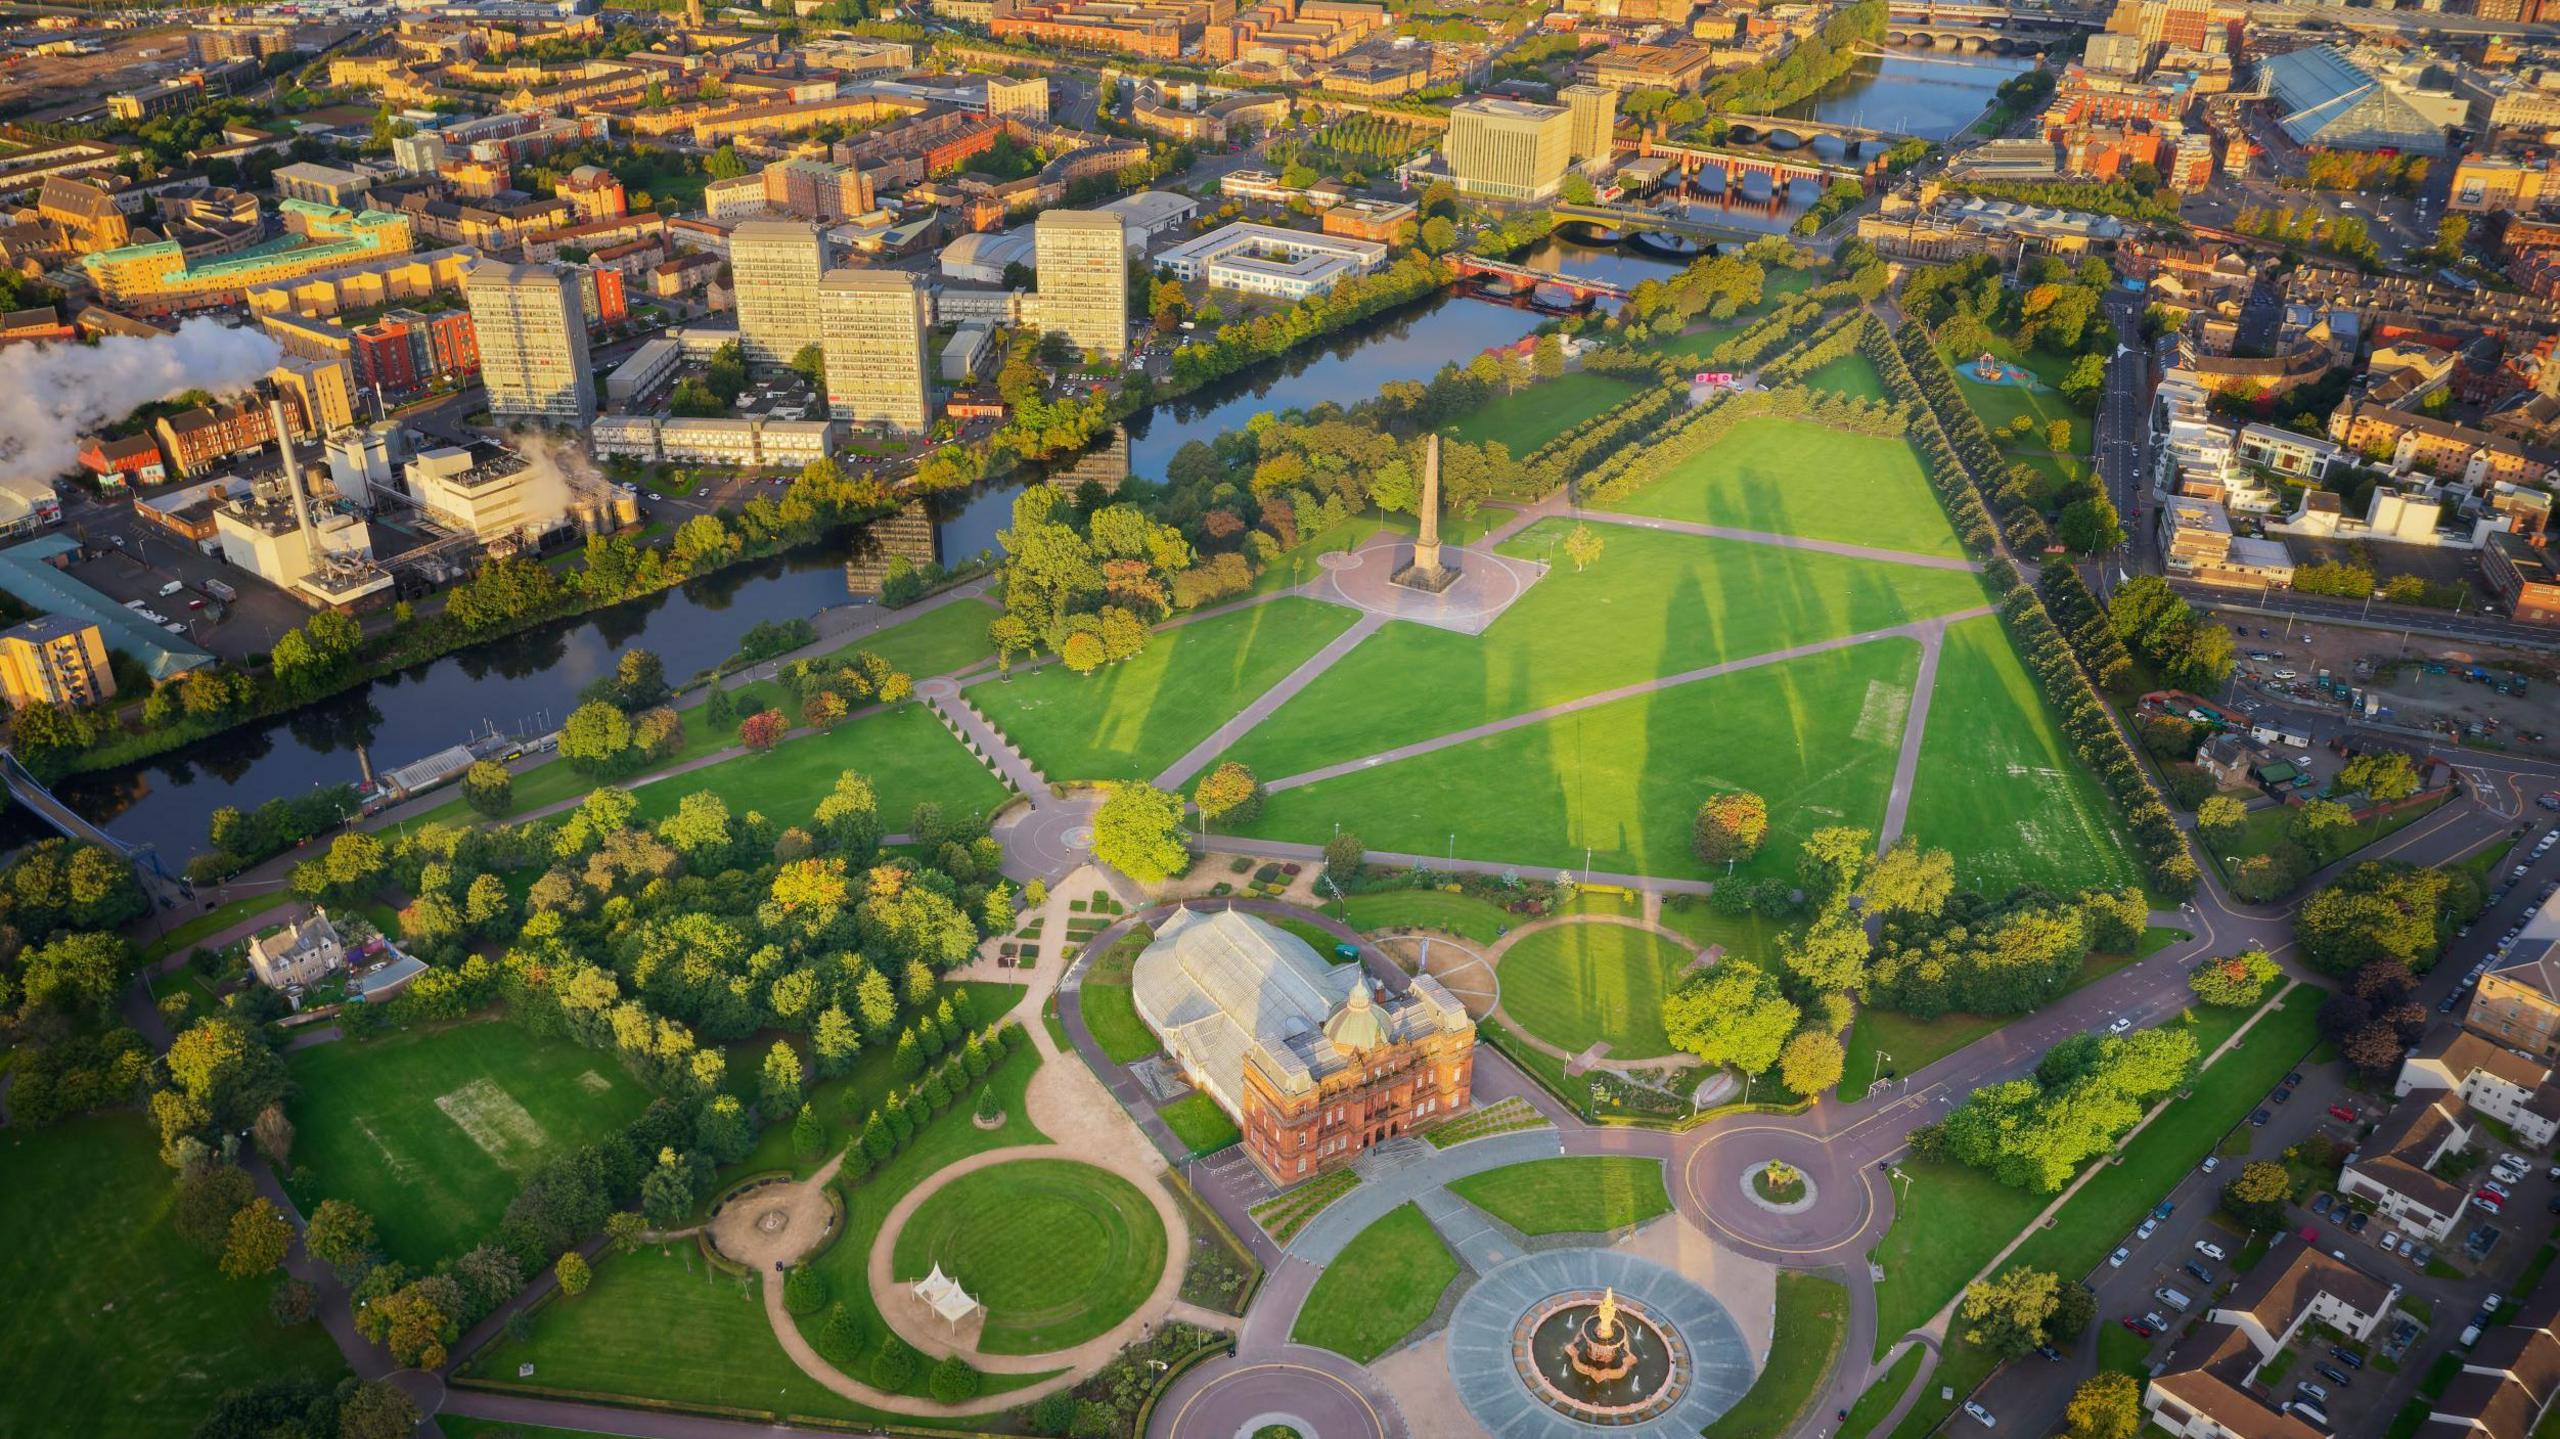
435;1078;549;1171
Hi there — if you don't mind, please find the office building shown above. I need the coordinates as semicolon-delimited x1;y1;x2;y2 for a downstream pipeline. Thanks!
818;269;933;435
730;218;828;371
1034;209;1128;361
1561;83;1617;168
0;616;115;710
1446;97;1572;202
466;262;595;422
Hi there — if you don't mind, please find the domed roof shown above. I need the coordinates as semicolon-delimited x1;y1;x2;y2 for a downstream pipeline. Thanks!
1323;976;1389;1054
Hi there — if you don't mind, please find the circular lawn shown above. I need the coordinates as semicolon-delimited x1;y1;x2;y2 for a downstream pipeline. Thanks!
891;1158;1167;1356
1497;922;1693;1061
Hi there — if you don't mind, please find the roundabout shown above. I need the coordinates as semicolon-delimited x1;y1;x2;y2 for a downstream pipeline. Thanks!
1444;1249;1754;1437
884;1156;1168;1356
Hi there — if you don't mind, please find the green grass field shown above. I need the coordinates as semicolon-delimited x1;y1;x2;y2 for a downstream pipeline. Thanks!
0;1117;346;1437
1593;416;1960;559
1241;638;1922;882
891;1158;1167;1354
1703;1272;1848;1439
1446;1156;1670;1236
1446;369;1645;455
1494;923;1696;1059
1799;353;1890;403
1224;521;1984;784
1903;614;2142;893
286;1019;656;1269
627;702;1011;835
969;597;1361;783
1288;1202;1459;1363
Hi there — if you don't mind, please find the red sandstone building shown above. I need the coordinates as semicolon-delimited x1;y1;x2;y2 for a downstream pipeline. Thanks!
1130;907;1476;1184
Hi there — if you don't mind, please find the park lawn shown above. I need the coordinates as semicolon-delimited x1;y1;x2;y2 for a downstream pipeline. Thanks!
799;1043;1067;1396
1703;1272;1849;1439
1225;520;1984;784
628;702;1011;835
813;596;1002;680
1836;926;2189;1101
1799;352;1891;403
969;597;1362;783
1591;416;1961;559
0;1116;346;1438
1943;338;2091;455
285;1018;655;1270
1160;1091;1242;1154
891;1157;1167;1354
1904;614;2143;893
1496;923;1696;1059
1240;637;1921;883
1338;889;1520;943
1445;368;1645;455
1447;1156;1671;1236
1289;1203;1460;1363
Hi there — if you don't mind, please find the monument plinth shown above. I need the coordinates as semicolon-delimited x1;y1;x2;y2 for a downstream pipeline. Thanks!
1391;432;1462;594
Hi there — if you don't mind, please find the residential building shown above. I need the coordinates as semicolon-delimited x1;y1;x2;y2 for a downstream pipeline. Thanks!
818;268;933;435
731;218;828;372
1562;83;1618;167
2338;1094;2476;1242
1446;97;1572;203
247;909;346;990
466;262;595;423
2398;1030;2560;1148
1154;221;1388;300
0;616;115;710
1033;209;1128;361
1128;907;1475;1185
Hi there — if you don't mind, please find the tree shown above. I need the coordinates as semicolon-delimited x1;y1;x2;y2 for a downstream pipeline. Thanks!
338;1380;422;1439
2221;1159;2293;1230
555;1250;592;1298
1779;1029;1845;1095
1563;523;1605;572
1193;761;1263;830
1959;1265;2061;1359
220;1197;293;1279
1662;959;1799;1075
461;759;513;817
739;708;788;752
2188;948;2279;1007
1094;782;1188;882
2063;1372;2141;1439
1692;791;1769;864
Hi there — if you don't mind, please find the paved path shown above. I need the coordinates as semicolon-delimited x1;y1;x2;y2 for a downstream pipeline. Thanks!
1152;611;1387;793
1575;510;1987;574
1262;608;1991;799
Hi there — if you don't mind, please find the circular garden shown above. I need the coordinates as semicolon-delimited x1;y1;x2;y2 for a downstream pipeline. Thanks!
1498;923;1695;1060
890;1158;1167;1356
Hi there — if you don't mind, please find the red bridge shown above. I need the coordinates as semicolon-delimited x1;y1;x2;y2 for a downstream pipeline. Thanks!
1448;254;1631;301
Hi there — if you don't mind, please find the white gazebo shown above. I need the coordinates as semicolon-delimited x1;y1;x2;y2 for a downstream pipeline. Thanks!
911;1264;983;1331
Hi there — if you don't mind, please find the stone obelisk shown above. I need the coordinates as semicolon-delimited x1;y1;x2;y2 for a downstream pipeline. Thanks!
1393;432;1459;593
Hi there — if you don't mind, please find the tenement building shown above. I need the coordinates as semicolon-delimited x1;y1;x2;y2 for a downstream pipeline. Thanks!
1131;907;1476;1185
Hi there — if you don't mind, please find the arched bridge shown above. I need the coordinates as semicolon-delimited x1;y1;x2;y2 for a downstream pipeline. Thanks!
1448;254;1631;301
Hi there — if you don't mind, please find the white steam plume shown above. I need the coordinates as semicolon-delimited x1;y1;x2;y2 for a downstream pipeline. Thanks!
0;319;283;493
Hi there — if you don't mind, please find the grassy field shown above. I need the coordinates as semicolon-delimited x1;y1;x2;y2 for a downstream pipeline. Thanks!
1494;922;1696;1059
286;1019;656;1269
1593;416;1961;559
1242;637;1922;882
1800;353;1891;403
1703;1272;1848;1439
626;702;1011;835
969;597;1360;783
1289;1203;1459;1363
891;1158;1167;1354
1446;1156;1670;1236
1446;368;1645;455
1160;1091;1242;1154
0;1117;346;1437
1903;614;2143;893
1223;520;1985;784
